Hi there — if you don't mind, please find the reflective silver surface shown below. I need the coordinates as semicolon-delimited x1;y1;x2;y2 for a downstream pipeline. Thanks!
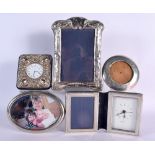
52;17;104;90
102;55;139;91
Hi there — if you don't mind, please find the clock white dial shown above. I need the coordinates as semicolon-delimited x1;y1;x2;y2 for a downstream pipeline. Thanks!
112;97;138;132
26;63;43;79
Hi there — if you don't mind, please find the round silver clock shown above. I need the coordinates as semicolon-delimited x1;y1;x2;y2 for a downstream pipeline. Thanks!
102;55;139;91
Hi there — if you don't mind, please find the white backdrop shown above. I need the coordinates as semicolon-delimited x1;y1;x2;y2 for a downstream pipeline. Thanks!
0;13;154;140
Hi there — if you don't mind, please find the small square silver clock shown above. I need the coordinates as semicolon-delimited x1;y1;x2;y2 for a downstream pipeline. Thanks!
107;91;143;136
16;54;52;90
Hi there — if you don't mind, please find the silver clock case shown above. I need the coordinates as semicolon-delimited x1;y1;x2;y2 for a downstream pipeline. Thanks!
16;54;52;90
52;17;104;91
102;55;139;91
107;91;143;136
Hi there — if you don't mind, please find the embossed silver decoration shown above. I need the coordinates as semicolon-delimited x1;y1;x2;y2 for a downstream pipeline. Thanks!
102;55;139;91
16;54;52;89
52;17;104;90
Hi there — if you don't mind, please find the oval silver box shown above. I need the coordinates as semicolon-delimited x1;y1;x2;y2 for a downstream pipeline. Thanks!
7;91;65;132
102;55;139;91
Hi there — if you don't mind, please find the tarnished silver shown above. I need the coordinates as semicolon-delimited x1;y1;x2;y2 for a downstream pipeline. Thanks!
52;17;104;90
107;91;143;136
16;54;52;90
102;55;139;91
65;92;99;132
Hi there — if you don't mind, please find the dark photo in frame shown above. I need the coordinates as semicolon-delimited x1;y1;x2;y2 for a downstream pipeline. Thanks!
52;17;104;90
71;97;95;129
61;29;95;82
66;92;99;132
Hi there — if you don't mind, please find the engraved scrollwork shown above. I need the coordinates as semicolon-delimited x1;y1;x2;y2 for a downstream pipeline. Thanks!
52;17;104;90
17;54;52;89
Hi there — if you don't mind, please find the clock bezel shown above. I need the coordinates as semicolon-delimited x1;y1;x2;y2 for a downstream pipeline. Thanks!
16;54;52;90
107;91;143;136
26;63;44;79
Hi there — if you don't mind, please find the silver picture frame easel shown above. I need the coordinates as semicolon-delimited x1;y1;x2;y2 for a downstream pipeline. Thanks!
66;92;99;132
52;17;104;90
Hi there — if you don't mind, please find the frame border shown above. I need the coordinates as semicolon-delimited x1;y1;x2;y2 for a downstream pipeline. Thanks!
66;92;99;132
107;91;143;136
7;91;65;133
52;17;104;90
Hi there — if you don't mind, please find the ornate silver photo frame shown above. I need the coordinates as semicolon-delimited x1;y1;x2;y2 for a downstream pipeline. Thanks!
7;91;65;132
66;92;99;132
52;17;104;90
107;91;143;136
102;55;139;91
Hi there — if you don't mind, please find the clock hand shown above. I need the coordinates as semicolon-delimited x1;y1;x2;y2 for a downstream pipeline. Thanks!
116;110;126;116
36;71;41;75
35;71;41;75
123;113;126;118
33;71;36;77
121;110;132;119
126;112;133;114
116;110;132;119
116;112;123;116
33;71;41;77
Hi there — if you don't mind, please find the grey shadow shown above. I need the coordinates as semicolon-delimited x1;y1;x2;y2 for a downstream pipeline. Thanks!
27;31;54;55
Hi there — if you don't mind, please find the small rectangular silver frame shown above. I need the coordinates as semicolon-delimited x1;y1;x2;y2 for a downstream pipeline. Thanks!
107;91;143;136
66;92;99;132
52;17;104;90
